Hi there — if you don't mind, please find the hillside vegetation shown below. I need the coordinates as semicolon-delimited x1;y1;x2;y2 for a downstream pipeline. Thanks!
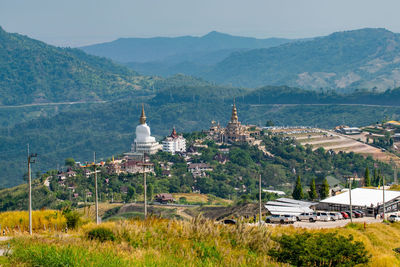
1;132;396;208
0;26;154;105
202;28;400;91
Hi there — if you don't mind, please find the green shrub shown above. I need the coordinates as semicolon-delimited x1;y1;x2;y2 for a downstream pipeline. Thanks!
269;232;370;267
86;227;116;242
63;210;81;229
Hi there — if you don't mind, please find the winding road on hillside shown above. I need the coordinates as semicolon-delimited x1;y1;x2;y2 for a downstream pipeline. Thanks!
0;100;107;109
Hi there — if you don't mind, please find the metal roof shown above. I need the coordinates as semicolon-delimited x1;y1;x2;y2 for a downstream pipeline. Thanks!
320;188;400;207
265;205;313;215
274;198;318;207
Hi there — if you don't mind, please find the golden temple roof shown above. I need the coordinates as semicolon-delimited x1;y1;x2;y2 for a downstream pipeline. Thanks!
140;104;147;124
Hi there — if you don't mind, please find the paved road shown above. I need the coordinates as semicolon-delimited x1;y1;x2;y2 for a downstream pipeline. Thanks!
264;217;381;229
0;100;107;109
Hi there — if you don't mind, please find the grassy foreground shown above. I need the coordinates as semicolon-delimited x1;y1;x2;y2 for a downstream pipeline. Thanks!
0;211;400;266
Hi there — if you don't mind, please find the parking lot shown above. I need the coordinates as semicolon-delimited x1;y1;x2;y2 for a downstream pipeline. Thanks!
264;217;381;229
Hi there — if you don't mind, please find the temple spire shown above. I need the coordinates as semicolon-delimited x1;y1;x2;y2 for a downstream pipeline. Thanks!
231;99;238;122
171;126;178;138
140;104;147;124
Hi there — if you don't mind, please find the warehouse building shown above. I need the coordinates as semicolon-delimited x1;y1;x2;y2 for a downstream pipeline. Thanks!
318;188;400;216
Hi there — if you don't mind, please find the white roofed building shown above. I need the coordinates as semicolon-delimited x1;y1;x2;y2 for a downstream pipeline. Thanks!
318;188;400;216
162;127;186;154
265;198;318;216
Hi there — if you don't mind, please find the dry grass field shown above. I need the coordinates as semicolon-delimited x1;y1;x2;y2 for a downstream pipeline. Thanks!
1;211;400;266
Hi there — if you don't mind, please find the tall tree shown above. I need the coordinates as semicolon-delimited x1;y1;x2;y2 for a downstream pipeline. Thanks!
320;178;330;199
125;186;136;203
308;178;317;200
292;175;304;200
373;169;379;186
364;167;371;187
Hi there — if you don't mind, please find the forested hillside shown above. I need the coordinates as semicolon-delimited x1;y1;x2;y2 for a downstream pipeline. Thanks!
201;28;400;91
0;26;154;105
2;83;400;188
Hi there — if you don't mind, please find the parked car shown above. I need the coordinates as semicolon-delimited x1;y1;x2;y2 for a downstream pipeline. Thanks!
388;214;400;223
354;210;365;217
298;212;317;222
329;212;343;221
222;219;236;225
340;211;349;219
345;210;361;218
265;214;296;224
315;212;332;222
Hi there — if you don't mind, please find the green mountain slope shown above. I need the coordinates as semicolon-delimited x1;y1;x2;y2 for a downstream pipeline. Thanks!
203;28;400;91
0;26;153;105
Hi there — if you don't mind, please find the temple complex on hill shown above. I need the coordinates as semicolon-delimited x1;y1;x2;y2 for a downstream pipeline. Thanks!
208;101;260;144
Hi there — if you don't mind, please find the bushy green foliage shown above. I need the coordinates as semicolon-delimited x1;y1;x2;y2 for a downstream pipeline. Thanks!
320;178;330;199
62;209;81;229
292;175;304;200
86;227;116;242
308;178;317;200
269;232;370;266
365;167;371;187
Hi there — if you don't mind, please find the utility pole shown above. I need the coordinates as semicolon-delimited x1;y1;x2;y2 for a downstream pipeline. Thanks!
144;167;147;219
94;152;99;224
348;176;353;223
138;153;153;220
259;174;262;226
27;144;37;235
395;165;398;185
383;175;386;221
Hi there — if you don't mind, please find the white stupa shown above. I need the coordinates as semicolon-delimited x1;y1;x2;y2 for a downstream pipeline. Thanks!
131;105;162;155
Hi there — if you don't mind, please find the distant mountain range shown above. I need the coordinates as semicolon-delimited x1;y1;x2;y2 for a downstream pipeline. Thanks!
80;31;293;63
0;26;153;105
80;31;295;77
82;28;400;92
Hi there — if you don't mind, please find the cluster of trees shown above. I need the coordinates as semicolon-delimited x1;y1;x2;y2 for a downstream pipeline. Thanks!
292;176;329;200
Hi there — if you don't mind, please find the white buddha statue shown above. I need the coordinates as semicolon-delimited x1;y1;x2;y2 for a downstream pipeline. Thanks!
131;105;161;154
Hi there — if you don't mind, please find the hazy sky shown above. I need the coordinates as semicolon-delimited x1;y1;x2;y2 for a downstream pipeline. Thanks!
1;0;400;47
